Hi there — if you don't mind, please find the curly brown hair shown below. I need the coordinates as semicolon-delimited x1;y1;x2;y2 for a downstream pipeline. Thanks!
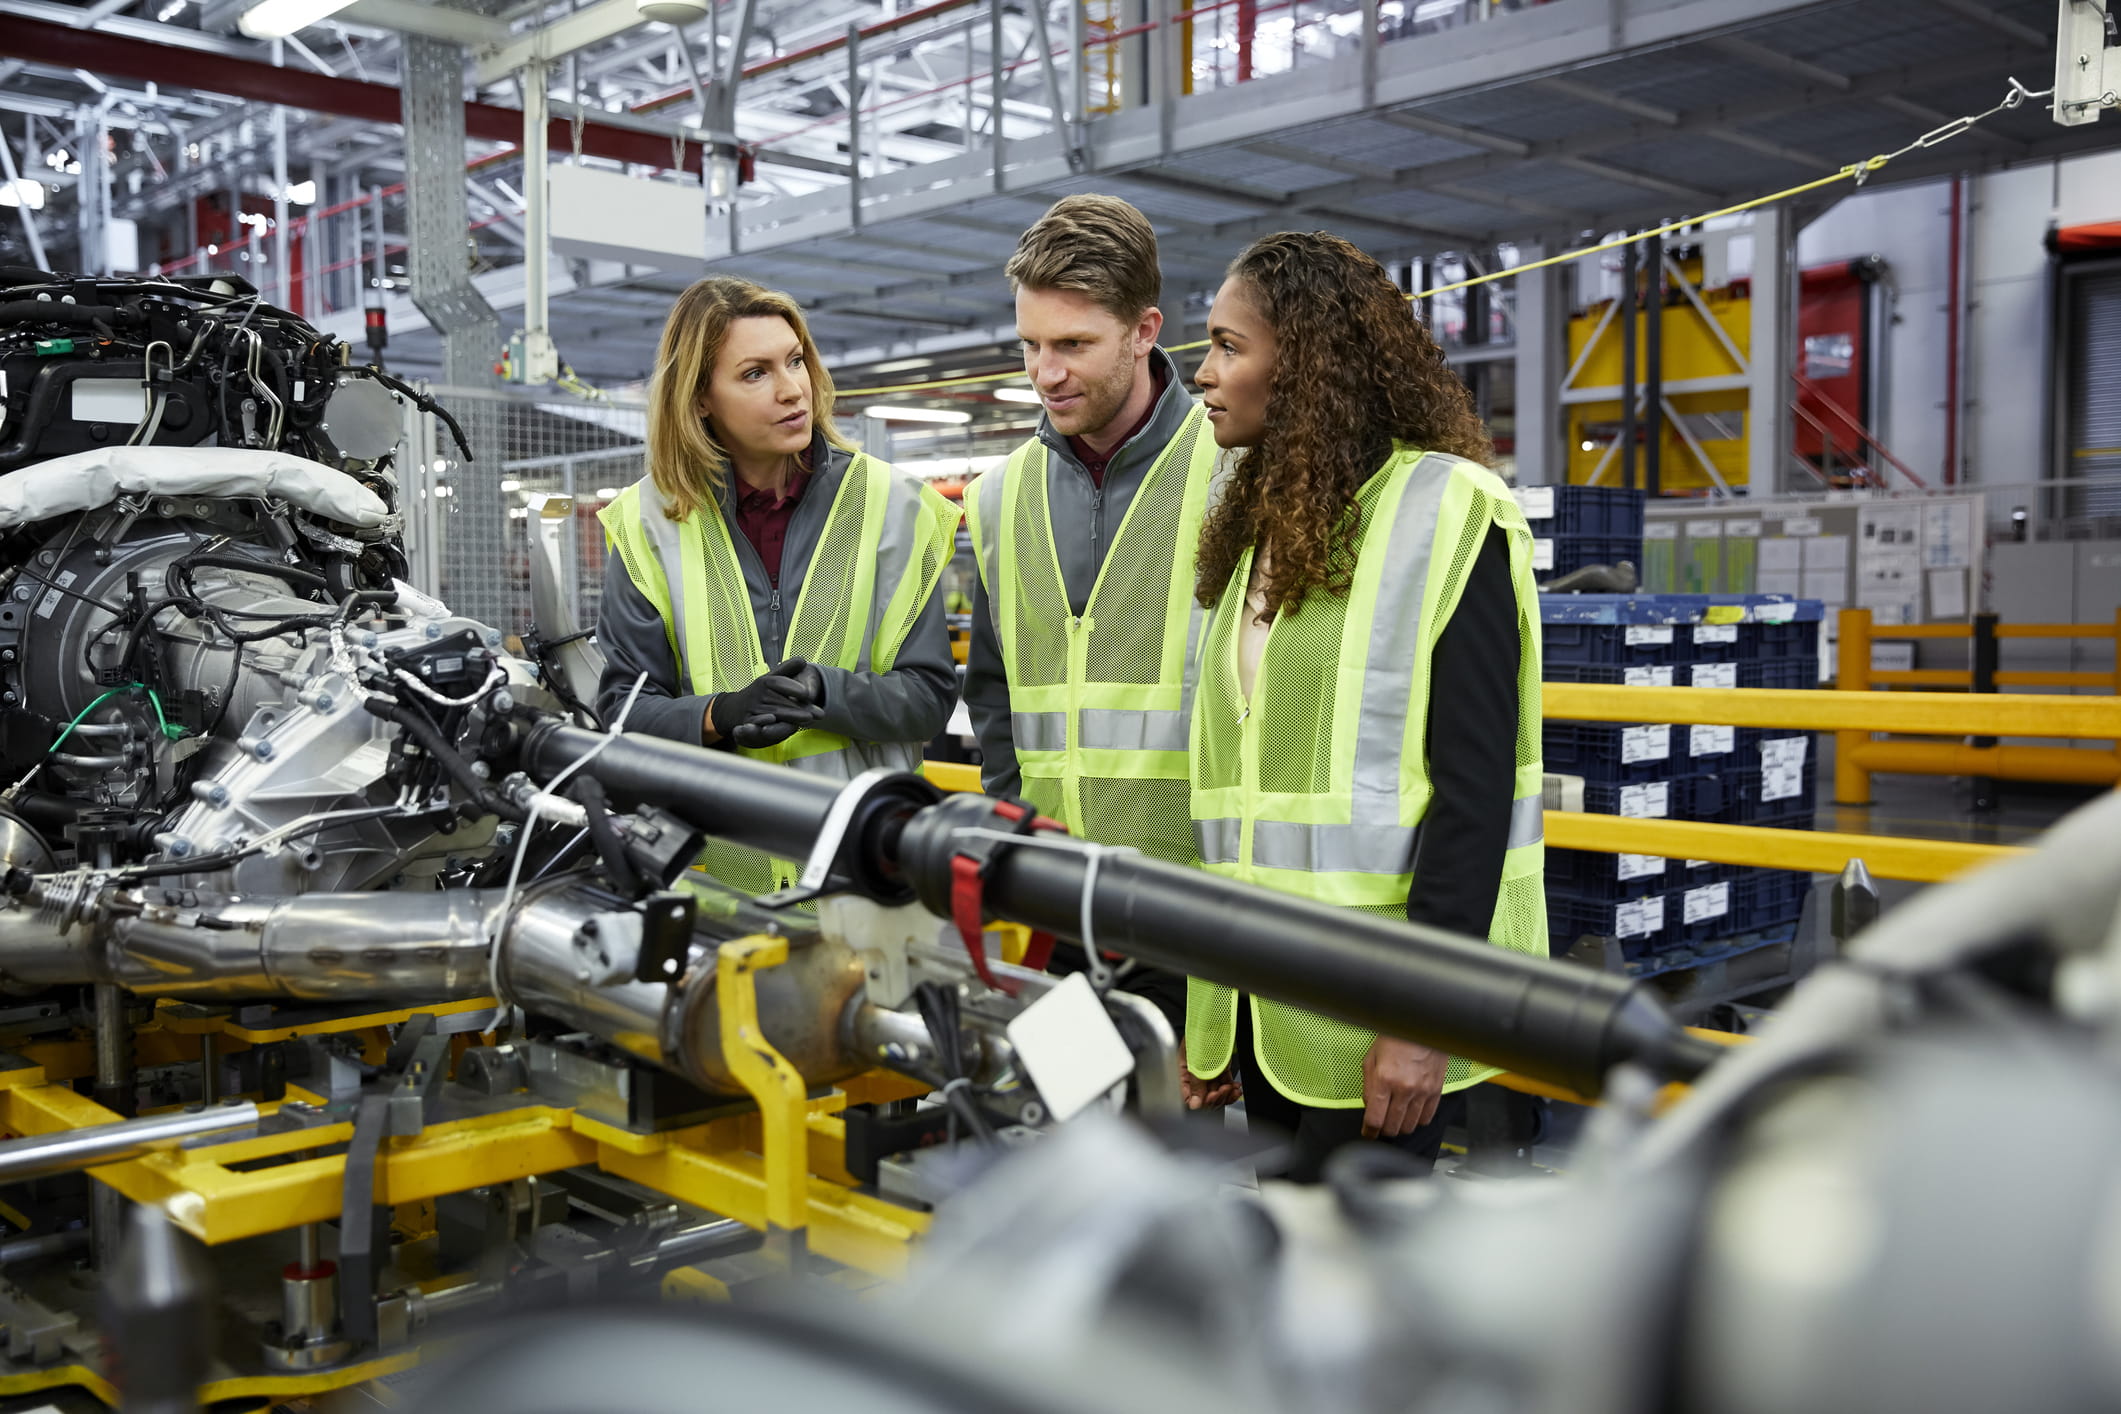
1194;231;1492;615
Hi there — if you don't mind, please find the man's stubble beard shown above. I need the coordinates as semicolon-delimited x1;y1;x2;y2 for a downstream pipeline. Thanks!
1069;342;1140;443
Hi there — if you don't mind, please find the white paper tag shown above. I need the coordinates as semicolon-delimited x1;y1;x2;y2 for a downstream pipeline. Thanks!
1005;973;1136;1122
1690;724;1736;756
1515;486;1555;520
1752;601;1798;623
33;568;76;620
1692;662;1738;689
1623;665;1676;687
1685;859;1710;870
1725;519;1763;538
1619;781;1669;818
1645;522;1680;540
1625;625;1674;646
1693;624;1739;644
1617;852;1666;881
1689;519;1726;538
1782;516;1823;537
1616;895;1666;939
1684;882;1730;924
1532;538;1555;571
1621;724;1671;763
1760;735;1810;802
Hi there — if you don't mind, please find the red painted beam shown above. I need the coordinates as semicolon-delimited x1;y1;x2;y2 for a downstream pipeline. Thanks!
0;15;705;174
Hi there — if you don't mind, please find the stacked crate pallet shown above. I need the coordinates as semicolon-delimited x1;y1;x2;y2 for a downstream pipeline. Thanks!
1517;485;1645;584
1539;591;1823;978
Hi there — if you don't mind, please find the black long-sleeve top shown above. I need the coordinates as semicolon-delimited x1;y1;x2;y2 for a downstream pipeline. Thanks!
1407;524;1522;937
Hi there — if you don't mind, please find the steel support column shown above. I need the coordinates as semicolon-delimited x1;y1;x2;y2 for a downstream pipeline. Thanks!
401;35;508;631
1513;244;1561;485
1747;205;1790;495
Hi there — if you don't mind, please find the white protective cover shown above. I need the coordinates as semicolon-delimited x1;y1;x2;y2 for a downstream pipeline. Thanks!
0;446;390;530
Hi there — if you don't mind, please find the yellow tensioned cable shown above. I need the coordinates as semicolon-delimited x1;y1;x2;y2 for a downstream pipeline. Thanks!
839;76;2051;400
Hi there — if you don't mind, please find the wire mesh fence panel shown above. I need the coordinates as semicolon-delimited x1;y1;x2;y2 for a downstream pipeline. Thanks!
400;385;649;641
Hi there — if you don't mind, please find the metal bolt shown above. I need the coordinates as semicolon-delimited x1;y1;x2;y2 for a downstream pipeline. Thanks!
490;690;514;714
1;649;14;663
252;740;274;761
1;692;15;707
35;551;53;566
423;622;442;640
470;761;491;779
208;784;230;807
483;629;503;649
312;694;335;713
11;588;29;603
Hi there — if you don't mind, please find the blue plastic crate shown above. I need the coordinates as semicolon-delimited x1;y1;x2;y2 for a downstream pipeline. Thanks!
1541;536;1645;580
1547;846;1684;898
1541;620;1694;669
1735;619;1821;662
1565;772;1725;820
1516;485;1646;538
1729;868;1810;933
1546;888;1669;953
1711;734;1819;826
1737;656;1819;689
1542;721;1685;782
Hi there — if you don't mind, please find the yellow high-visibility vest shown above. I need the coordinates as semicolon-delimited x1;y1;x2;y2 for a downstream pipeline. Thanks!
963;406;1222;864
600;455;961;892
1185;446;1548;1106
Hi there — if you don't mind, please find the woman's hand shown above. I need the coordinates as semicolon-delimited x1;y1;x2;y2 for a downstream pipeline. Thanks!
1361;1036;1448;1139
1180;1040;1242;1110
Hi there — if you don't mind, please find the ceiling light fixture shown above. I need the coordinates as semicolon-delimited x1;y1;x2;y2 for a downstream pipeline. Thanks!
992;387;1042;404
237;0;359;40
862;405;972;425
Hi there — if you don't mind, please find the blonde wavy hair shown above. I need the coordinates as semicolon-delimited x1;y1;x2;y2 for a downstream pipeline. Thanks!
646;276;852;521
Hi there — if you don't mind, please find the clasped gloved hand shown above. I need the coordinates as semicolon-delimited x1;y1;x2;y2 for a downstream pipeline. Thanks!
708;658;826;749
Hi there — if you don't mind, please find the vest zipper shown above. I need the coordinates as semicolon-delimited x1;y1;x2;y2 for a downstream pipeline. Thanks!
768;586;782;649
1087;483;1104;588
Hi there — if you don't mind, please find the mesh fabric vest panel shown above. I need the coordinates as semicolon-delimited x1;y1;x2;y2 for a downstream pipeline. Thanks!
1185;449;1548;1107
964;407;1219;865
599;457;961;895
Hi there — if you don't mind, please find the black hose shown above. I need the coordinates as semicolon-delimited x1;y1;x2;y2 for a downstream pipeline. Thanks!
569;776;641;897
913;981;997;1148
0;301;144;329
175;552;330;596
364;697;526;823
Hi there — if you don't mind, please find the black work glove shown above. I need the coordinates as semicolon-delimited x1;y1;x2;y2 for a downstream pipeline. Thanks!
709;658;824;749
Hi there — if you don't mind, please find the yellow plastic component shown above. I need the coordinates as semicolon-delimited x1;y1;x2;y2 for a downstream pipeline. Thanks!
662;1266;731;1303
921;758;983;794
715;935;808;1235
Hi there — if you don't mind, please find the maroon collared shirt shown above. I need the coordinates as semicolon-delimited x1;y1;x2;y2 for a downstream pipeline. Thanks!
732;467;810;585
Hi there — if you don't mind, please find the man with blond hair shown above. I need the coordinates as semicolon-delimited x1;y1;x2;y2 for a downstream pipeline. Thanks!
961;194;1222;1045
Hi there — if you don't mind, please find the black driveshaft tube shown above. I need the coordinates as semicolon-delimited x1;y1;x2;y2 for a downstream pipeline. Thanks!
523;724;1719;1096
523;721;844;864
894;796;1721;1097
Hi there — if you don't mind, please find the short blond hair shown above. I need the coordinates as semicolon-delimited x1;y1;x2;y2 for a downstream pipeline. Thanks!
645;276;851;521
1004;194;1161;323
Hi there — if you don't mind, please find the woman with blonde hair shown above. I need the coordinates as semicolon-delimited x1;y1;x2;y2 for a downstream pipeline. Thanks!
597;276;961;892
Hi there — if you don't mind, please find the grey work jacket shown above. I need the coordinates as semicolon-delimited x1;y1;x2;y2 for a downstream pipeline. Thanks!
963;348;1200;796
594;437;958;749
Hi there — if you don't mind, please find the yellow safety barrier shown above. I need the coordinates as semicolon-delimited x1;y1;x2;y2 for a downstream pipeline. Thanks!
1834;607;2121;803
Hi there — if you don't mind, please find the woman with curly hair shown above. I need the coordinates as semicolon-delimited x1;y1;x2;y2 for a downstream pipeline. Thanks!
1181;232;1548;1181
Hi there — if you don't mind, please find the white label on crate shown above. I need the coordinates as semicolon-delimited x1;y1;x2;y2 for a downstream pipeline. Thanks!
1515;486;1555;520
1689;519;1726;538
1621;724;1671;763
1690;724;1736;756
1685;859;1710;870
1752;601;1798;623
1625;625;1675;646
1623;665;1676;687
1782;516;1823;537
1760;736;1810;802
1692;662;1739;689
1725;519;1763;538
1533;537;1555;570
1684;882;1731;925
1619;781;1669;818
1693;624;1739;645
1645;522;1681;541
1617;853;1666;882
1616;895;1666;939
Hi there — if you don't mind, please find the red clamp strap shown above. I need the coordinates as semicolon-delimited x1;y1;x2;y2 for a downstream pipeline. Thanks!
949;798;1062;996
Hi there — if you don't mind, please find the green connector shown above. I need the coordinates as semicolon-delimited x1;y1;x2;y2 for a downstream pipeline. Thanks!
32;338;75;356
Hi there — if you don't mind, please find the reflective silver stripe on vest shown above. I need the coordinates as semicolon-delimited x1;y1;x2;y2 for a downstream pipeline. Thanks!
1013;710;1069;753
1250;819;1419;874
634;480;694;674
1350;455;1454;827
970;463;1008;639
1508;791;1543;849
1078;707;1188;752
1196;816;1242;866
